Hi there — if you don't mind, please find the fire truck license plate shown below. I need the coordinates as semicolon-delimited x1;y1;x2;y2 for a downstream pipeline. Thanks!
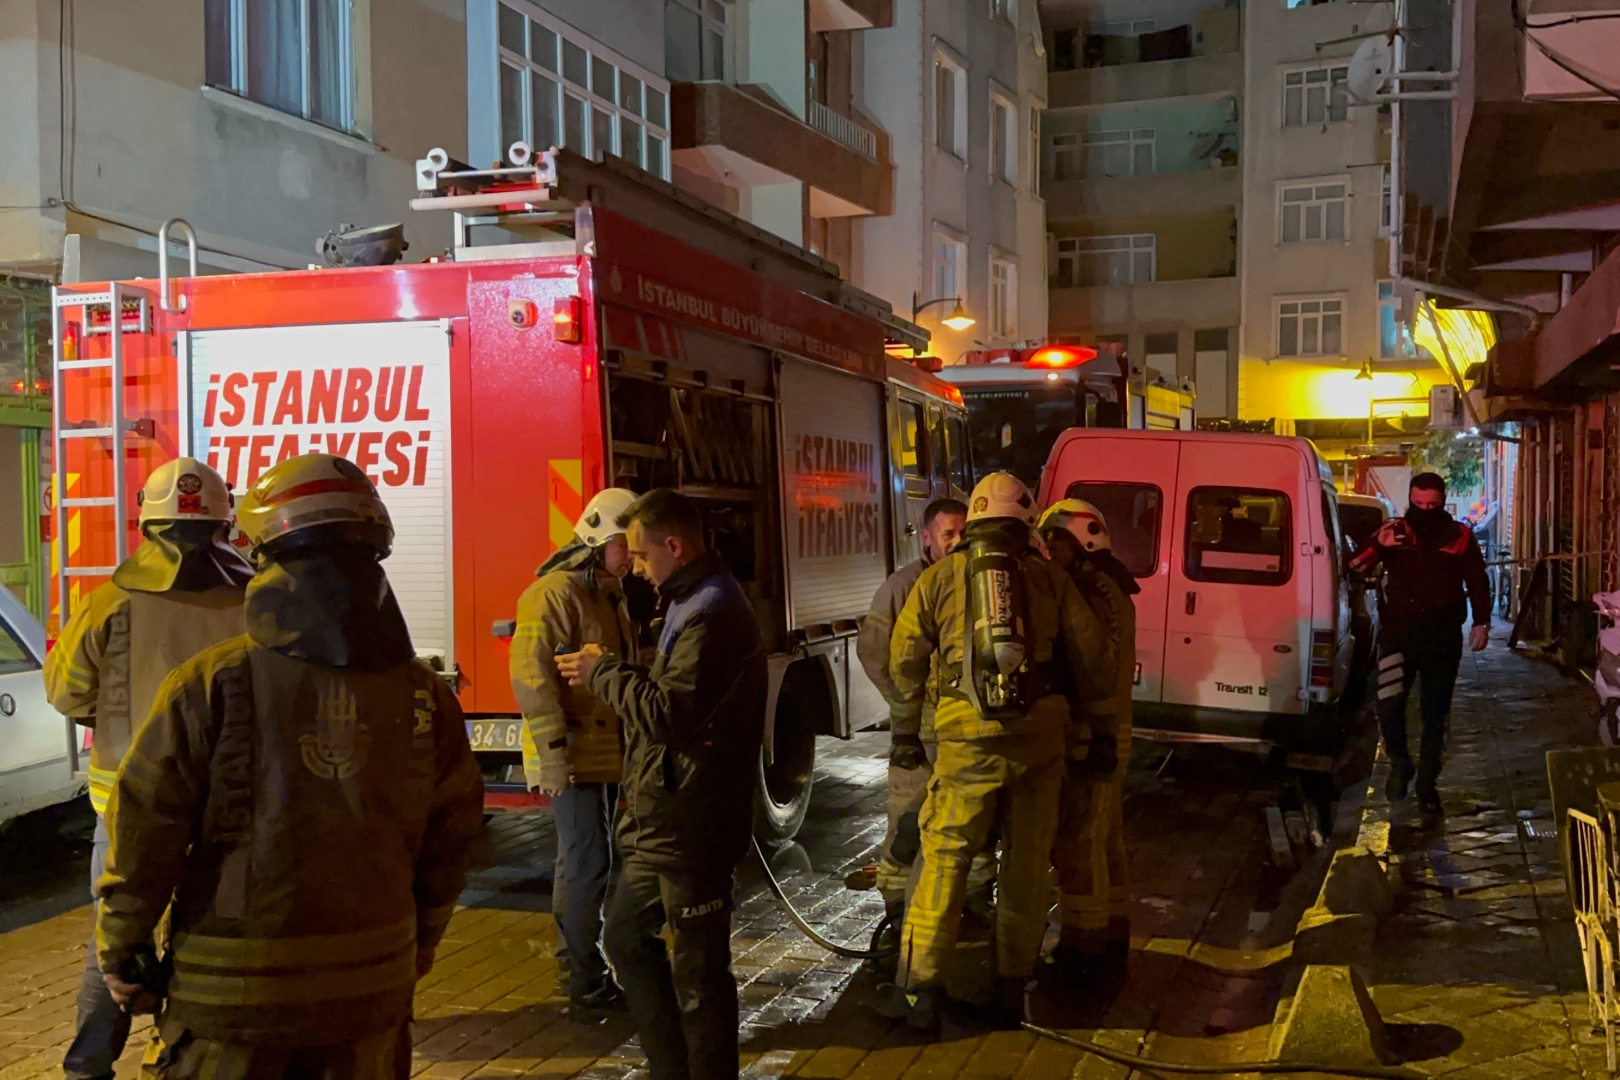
467;719;523;752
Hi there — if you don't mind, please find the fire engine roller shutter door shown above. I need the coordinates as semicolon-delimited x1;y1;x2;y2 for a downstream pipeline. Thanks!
779;356;890;627
187;321;455;659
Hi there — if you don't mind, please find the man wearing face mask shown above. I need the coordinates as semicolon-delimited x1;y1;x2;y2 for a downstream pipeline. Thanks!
45;458;252;1080
1350;472;1490;815
510;487;640;1023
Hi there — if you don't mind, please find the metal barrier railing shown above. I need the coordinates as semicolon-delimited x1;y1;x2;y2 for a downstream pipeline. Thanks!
808;101;877;160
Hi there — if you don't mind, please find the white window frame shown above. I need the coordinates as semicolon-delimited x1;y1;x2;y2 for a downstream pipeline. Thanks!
498;1;671;179
989;256;1017;339
1028;98;1043;196
1078;129;1155;179
934;50;968;159
1277;177;1350;244
934;230;968;304
1274;294;1346;358
990;88;1017;186
990;0;1016;26
206;0;358;133
1051;132;1080;182
1054;234;1155;288
1282;63;1349;127
665;0;730;82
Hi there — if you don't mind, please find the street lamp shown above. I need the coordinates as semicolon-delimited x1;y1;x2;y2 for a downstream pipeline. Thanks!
912;292;975;332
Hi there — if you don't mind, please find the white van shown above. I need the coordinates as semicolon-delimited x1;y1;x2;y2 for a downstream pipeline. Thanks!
0;587;82;826
1038;429;1364;765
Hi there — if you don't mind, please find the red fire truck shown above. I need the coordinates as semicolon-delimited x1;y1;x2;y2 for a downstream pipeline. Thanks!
49;147;969;838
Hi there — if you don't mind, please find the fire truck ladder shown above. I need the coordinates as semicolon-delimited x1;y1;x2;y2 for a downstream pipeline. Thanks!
49;228;185;776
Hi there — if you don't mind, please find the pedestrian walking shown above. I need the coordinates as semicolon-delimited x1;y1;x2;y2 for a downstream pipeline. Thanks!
557;489;766;1080
855;498;966;951
44;458;251;1080
94;454;484;1080
1037;499;1136;974
880;472;1113;1030
510;487;639;1023
1349;471;1491;814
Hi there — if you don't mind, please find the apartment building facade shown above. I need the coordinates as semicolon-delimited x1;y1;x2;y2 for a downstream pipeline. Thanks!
860;0;1050;357
1037;0;1241;415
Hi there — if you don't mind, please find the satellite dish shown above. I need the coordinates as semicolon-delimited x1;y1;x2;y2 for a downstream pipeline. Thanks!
1347;35;1395;103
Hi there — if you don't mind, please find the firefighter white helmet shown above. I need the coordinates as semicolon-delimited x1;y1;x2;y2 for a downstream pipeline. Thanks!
137;458;232;526
966;472;1038;526
1038;498;1111;553
236;454;394;558
574;488;638;547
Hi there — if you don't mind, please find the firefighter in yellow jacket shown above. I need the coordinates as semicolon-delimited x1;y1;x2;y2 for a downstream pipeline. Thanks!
94;454;485;1080
1038;499;1136;974
880;472;1113;1030
511;487;639;1022
45;458;251;1080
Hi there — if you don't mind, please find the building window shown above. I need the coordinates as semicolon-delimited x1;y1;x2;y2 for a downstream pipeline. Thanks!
1276;296;1343;357
1073;129;1154;179
990;0;1015;23
1055;235;1155;288
991;93;1016;185
1052;134;1079;181
934;53;967;157
1283;66;1349;127
1279;181;1348;243
990;258;1017;338
500;2;669;177
666;0;728;82
1029;103;1041;195
1380;165;1392;237
1095;17;1156;34
204;0;356;132
1377;281;1421;359
935;233;966;301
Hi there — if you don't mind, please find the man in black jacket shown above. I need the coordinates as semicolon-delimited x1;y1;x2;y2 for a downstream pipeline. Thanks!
558;489;766;1080
1349;472;1491;814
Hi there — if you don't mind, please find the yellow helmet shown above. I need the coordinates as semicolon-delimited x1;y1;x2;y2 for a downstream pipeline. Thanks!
574;488;638;547
137;457;232;526
967;472;1038;526
1038;498;1111;553
236;454;394;557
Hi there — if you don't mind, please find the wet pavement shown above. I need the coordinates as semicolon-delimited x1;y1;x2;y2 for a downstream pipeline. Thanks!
0;635;1606;1077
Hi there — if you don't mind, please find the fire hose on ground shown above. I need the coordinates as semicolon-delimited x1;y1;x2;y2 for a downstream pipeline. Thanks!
753;840;1431;1080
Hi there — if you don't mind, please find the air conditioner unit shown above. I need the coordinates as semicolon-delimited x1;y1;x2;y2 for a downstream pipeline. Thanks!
1429;384;1462;430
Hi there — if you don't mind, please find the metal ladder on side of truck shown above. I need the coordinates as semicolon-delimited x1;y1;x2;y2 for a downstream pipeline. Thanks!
49;221;196;780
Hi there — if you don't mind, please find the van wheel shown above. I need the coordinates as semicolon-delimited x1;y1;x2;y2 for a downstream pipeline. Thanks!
754;670;822;842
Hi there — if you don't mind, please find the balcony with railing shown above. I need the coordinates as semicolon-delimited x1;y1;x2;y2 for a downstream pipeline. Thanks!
808;100;878;160
1046;4;1241;107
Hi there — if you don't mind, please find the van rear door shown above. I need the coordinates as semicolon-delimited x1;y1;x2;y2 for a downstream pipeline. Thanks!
1163;444;1308;715
1046;435;1177;704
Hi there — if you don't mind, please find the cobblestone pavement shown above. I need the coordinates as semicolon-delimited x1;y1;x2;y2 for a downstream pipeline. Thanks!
1354;638;1609;1079
7;640;1598;1079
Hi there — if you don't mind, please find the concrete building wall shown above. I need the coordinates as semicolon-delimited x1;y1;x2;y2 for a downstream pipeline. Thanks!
859;0;1048;357
1237;0;1394;416
0;0;466;280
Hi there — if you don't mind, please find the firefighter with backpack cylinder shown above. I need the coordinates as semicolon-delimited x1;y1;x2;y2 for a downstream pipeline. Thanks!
44;458;253;1080
878;472;1113;1030
1037;499;1137;976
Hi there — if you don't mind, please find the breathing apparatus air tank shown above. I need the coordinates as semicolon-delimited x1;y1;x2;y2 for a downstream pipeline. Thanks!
959;472;1040;723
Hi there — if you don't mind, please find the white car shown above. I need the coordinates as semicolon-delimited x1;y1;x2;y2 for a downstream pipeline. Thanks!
0;588;84;826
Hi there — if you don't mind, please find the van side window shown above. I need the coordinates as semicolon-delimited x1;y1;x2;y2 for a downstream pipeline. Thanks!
899;401;927;480
0;618;36;674
1185;487;1292;586
927;406;950;488
946;416;972;493
1063;481;1162;578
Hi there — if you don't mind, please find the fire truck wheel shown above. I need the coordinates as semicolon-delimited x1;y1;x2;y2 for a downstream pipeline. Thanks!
754;665;824;842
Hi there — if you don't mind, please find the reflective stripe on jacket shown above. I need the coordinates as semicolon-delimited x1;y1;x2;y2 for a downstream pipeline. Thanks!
510;568;635;786
96;641;484;1046
889;549;1114;743
44;582;245;814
